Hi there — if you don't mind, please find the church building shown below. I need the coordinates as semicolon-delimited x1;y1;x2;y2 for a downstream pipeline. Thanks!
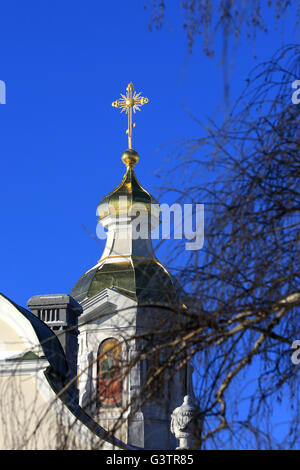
0;83;194;450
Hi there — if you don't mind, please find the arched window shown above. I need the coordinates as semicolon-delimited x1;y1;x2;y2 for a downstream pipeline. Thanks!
97;338;122;408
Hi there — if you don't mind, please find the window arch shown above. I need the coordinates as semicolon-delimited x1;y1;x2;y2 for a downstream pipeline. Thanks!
97;338;122;408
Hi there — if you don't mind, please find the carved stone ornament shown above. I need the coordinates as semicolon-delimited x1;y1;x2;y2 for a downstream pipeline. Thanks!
170;395;197;449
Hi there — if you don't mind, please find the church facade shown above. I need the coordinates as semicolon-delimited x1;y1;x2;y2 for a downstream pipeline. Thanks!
0;84;194;450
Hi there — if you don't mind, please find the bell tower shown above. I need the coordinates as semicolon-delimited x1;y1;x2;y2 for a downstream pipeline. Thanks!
71;83;192;449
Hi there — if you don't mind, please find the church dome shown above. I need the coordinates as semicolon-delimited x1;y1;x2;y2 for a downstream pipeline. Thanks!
70;256;181;304
97;149;160;222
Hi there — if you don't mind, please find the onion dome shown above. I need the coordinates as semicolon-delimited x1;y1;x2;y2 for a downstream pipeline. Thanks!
97;150;160;222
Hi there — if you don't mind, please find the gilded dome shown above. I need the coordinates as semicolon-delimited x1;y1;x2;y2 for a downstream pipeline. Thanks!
97;168;159;222
71;257;181;305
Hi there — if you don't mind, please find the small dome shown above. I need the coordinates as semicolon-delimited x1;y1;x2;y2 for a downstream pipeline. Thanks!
97;158;160;222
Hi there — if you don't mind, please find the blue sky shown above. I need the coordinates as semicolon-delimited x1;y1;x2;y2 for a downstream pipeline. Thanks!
0;1;297;307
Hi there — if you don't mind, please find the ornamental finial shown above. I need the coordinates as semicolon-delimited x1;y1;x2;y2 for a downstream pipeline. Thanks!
171;395;198;449
112;82;149;151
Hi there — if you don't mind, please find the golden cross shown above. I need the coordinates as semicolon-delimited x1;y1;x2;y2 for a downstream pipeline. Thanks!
112;82;149;150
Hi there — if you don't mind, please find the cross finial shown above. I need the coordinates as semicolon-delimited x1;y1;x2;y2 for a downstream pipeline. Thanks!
112;82;149;150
